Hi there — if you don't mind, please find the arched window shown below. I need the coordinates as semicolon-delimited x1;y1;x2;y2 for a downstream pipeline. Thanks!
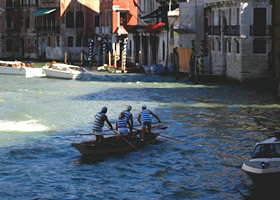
76;11;84;28
162;40;165;60
66;11;74;28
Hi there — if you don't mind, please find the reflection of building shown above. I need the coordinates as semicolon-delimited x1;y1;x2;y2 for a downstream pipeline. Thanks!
205;0;272;81
0;0;99;61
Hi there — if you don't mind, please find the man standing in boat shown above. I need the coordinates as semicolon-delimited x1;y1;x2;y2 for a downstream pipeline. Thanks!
138;105;161;141
123;105;133;133
92;106;113;145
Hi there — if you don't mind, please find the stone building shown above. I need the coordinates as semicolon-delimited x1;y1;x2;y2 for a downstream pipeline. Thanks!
0;0;99;61
205;0;272;81
271;0;280;96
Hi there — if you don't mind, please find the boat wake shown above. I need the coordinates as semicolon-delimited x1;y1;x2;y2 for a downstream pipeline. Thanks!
0;120;49;132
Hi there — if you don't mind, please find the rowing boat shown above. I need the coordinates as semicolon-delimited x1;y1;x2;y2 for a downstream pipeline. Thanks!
71;130;159;157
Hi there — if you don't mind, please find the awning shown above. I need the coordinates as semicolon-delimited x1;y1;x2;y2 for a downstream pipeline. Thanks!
31;8;56;17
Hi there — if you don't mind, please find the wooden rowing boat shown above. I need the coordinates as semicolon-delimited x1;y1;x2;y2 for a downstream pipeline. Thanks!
71;130;159;157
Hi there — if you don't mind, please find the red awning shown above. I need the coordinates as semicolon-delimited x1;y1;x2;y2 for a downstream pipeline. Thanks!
124;23;166;34
145;23;166;34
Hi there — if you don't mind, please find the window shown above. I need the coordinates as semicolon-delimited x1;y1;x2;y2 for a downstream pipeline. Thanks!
162;41;165;60
211;40;215;51
228;40;231;53
95;15;100;27
6;0;13;7
120;12;127;26
76;11;84;28
236;8;240;25
229;9;231;26
76;37;82;47
211;10;215;25
6;39;13;51
28;39;31;44
66;11;74;28
6;16;13;29
57;36;60;47
67;37;73;47
253;39;266;54
26;17;30;29
218;40;221;52
235;40;240;54
48;37;51;46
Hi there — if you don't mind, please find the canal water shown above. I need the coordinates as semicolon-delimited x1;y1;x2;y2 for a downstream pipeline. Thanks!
0;74;280;199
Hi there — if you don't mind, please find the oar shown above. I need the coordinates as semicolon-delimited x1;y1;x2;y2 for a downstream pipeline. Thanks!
106;125;139;152
67;129;116;137
158;134;185;143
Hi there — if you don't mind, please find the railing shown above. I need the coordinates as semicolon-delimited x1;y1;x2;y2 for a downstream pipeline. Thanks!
250;25;271;36
208;26;221;35
36;26;60;33
224;25;240;36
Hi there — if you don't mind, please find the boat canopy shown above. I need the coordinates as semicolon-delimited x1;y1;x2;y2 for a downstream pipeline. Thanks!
252;143;280;158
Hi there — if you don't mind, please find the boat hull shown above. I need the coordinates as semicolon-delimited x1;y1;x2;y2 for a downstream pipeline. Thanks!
72;133;159;157
0;66;26;75
43;68;77;79
242;160;280;186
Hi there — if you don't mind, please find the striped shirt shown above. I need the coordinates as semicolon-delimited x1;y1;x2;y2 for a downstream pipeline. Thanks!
92;112;105;132
123;110;132;121
117;118;128;129
140;110;151;122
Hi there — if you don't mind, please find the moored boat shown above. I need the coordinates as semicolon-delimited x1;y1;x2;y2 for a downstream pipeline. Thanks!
0;60;44;77
42;63;92;80
0;60;28;75
242;131;280;185
71;130;159;157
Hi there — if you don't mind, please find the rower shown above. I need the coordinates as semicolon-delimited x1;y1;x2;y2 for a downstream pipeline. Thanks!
123;105;133;133
138;105;161;141
92;106;113;146
116;112;132;143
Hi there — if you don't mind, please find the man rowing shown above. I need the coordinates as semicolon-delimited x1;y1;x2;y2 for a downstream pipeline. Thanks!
116;112;132;143
92;106;113;146
138;105;161;141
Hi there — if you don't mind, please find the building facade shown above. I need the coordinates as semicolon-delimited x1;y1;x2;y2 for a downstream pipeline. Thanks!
206;0;272;81
0;0;99;61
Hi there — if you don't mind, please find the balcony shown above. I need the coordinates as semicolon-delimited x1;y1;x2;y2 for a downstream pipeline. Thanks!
208;26;221;35
250;25;271;36
36;26;60;33
224;25;240;36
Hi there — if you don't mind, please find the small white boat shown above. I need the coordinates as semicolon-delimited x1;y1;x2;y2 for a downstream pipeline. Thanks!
242;131;280;186
0;60;44;78
0;60;27;75
42;63;92;80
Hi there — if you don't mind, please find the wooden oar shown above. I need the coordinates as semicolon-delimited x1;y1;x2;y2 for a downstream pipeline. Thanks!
67;129;117;137
158;134;184;143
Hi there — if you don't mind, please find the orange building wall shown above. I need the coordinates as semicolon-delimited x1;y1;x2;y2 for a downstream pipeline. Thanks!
112;0;138;34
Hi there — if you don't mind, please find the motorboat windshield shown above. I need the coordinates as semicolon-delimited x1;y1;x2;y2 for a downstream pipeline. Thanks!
252;143;280;158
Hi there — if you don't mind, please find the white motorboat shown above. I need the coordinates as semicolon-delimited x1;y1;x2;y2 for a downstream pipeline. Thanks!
0;60;27;75
242;131;280;185
0;60;44;77
42;63;92;80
